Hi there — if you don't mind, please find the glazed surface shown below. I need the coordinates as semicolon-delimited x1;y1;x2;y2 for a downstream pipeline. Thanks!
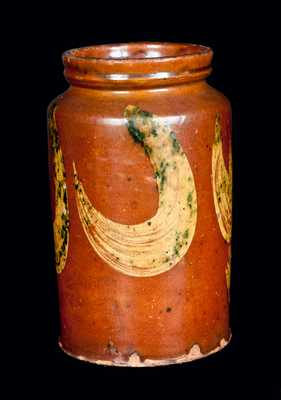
48;43;232;364
72;104;197;277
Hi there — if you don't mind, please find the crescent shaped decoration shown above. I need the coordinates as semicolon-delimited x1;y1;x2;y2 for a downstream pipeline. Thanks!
73;105;198;277
48;100;70;273
226;248;231;301
212;114;232;243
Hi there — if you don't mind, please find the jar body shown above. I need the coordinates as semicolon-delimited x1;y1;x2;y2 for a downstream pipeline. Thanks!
48;53;232;366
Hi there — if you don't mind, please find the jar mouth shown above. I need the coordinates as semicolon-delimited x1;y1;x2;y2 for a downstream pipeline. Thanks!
64;42;210;61
63;42;213;88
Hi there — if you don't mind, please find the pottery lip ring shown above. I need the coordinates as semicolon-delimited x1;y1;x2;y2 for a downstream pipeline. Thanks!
63;42;212;62
62;42;213;88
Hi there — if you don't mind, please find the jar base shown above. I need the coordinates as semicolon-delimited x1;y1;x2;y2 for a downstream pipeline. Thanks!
58;334;231;367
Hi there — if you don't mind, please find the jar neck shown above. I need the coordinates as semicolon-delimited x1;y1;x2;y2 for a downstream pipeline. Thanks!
62;42;213;90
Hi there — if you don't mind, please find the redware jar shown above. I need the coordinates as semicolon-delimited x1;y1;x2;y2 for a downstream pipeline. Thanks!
47;42;232;366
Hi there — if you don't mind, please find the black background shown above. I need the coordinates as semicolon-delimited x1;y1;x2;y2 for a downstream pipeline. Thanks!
13;3;279;398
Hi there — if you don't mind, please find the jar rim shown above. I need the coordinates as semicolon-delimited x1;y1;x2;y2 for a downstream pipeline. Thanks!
63;42;211;61
62;42;213;89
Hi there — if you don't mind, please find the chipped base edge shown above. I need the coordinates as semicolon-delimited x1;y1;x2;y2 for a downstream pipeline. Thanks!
58;333;231;367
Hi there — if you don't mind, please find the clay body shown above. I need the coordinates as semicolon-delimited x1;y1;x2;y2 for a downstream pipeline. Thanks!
48;42;232;366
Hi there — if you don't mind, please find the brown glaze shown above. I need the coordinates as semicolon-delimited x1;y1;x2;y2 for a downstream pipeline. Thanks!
47;42;232;366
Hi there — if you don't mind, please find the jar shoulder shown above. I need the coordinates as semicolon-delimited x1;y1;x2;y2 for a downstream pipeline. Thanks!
50;82;231;123
202;83;231;111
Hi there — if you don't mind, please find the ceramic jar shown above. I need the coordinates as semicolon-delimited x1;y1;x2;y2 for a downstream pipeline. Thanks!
47;42;232;366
